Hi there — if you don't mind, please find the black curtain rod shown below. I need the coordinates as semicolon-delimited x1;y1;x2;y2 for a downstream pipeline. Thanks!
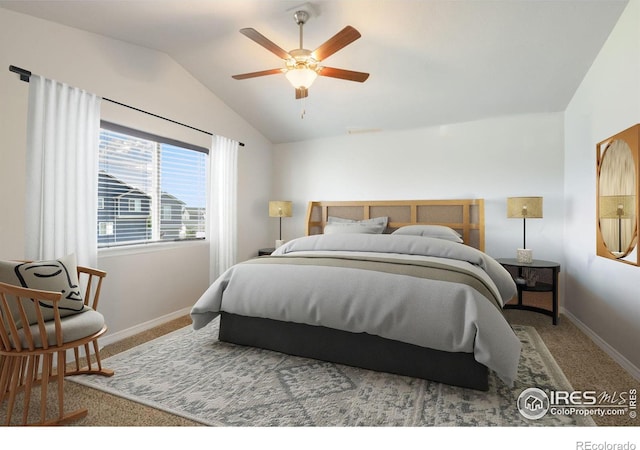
9;65;245;147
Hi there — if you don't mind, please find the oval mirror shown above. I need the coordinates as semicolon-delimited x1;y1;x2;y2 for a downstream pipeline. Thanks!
598;139;637;258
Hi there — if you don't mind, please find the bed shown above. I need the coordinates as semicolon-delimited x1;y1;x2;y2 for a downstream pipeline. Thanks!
190;199;521;391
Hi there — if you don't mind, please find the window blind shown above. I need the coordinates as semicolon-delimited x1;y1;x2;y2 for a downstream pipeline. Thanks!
98;124;207;248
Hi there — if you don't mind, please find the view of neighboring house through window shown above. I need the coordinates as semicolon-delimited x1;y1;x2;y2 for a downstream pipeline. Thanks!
98;122;207;248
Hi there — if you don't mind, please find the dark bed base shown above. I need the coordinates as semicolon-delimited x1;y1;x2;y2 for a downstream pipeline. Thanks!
219;312;489;391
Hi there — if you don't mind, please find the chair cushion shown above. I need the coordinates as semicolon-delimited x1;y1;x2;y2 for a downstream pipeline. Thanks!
15;309;105;349
0;254;90;327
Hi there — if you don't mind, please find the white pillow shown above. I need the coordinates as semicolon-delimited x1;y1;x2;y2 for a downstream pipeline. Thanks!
0;254;89;327
391;225;463;243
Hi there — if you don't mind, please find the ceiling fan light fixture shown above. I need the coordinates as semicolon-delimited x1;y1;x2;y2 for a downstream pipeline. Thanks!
232;11;368;101
285;67;318;89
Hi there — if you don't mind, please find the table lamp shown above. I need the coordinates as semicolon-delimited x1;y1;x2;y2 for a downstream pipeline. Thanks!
507;196;543;263
269;201;292;248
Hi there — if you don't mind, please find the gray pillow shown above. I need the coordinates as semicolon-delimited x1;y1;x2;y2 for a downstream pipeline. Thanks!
324;223;386;234
327;216;388;229
324;216;389;234
0;254;89;327
391;225;463;243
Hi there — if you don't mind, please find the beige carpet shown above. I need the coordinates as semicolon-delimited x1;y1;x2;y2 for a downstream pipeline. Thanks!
505;310;637;426
2;310;637;426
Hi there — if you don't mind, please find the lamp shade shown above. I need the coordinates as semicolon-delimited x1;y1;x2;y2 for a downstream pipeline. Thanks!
285;68;318;89
599;195;636;219
507;197;543;219
269;201;292;218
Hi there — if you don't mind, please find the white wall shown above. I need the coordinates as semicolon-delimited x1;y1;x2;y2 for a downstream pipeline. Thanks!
273;112;565;264
0;8;273;340
564;0;640;376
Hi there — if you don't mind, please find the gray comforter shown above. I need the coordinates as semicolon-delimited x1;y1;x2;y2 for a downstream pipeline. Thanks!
191;233;521;385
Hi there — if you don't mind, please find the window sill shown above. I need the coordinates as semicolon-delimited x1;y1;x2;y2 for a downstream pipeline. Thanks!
98;239;207;258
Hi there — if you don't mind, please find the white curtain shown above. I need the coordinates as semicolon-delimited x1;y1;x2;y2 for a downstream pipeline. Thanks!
25;75;102;268
208;134;239;283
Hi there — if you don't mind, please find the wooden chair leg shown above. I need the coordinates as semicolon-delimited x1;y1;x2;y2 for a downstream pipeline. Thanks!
65;339;114;377
1;357;12;424
21;356;37;425
40;354;51;424
90;339;114;376
5;358;21;426
32;355;41;384
0;356;10;403
56;351;65;422
15;357;25;387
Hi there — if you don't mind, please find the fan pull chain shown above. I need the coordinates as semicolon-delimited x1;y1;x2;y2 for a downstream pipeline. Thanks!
300;97;307;119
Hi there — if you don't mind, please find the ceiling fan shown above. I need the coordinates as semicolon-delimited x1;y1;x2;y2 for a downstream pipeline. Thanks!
232;10;369;100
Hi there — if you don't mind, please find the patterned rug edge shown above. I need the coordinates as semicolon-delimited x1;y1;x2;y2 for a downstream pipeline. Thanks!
517;326;595;426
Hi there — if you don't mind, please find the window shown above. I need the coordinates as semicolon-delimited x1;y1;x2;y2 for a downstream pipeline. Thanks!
98;123;207;247
129;198;142;212
98;222;114;236
162;204;172;220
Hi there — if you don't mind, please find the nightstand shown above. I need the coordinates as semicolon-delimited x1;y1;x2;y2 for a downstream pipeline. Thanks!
496;258;560;325
258;248;275;256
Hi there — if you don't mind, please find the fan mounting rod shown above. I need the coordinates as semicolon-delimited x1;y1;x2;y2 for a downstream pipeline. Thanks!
293;10;309;49
286;10;315;71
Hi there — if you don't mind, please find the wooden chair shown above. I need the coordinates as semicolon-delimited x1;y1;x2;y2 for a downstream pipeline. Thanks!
10;262;113;378
65;266;113;377
0;281;107;425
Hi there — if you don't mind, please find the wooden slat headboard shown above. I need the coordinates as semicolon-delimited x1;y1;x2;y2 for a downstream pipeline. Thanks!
305;199;485;251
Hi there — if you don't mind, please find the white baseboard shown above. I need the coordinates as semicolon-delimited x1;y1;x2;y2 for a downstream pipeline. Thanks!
562;307;640;382
98;306;192;348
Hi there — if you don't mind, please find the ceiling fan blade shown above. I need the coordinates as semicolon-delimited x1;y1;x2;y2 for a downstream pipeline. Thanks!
318;67;369;82
232;68;284;80
239;28;291;60
295;87;309;99
313;26;361;61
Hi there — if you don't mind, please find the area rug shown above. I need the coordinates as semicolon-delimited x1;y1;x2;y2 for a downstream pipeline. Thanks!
69;319;595;426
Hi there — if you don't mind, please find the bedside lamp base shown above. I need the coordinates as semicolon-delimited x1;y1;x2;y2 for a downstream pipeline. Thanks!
516;248;533;264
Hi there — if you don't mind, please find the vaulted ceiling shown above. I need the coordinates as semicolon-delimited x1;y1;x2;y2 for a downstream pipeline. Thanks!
0;0;629;144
